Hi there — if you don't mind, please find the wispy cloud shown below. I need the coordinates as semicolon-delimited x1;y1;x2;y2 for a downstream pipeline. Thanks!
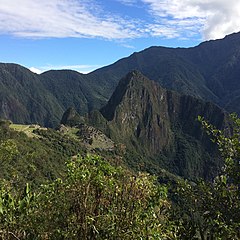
141;0;240;40
0;0;140;39
29;64;101;74
0;0;239;41
116;0;139;6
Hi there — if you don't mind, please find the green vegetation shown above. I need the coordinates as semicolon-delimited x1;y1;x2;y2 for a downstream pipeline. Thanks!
0;114;240;239
0;120;86;186
170;114;240;239
0;155;176;239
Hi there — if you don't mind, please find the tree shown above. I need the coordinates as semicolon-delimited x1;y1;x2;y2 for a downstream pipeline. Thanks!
172;115;240;239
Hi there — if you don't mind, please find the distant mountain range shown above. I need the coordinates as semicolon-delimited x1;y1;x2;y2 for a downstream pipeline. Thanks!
0;63;63;126
2;32;240;180
1;32;240;127
90;31;240;114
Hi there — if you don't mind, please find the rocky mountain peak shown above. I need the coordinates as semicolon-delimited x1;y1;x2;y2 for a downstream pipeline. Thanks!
96;71;228;179
100;70;161;121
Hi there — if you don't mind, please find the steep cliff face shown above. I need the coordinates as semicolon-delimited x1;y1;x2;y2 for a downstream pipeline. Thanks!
99;71;228;179
101;71;173;154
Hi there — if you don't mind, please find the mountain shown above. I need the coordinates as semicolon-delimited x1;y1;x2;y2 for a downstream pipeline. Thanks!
60;107;85;126
94;71;228;180
1;32;240;126
0;63;63;126
40;70;107;115
0;65;107;127
89;32;240;114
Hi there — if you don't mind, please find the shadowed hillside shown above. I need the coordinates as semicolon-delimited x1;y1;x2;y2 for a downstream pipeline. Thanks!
1;32;240;126
89;32;240;114
95;71;229;180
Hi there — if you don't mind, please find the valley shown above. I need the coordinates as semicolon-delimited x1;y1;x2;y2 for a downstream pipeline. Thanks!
1;32;240;239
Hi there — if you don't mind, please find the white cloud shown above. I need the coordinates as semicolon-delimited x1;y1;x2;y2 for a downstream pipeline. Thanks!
117;0;138;6
120;43;135;49
0;0;140;39
29;67;42;74
29;64;101;74
141;0;240;40
147;24;179;38
0;0;239;41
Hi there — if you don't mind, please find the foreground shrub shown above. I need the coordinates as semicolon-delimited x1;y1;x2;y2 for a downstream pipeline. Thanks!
0;155;176;239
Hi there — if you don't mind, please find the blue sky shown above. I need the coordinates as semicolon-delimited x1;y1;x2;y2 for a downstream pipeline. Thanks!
0;0;240;74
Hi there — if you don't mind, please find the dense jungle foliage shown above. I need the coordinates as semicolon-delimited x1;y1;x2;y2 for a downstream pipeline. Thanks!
0;120;87;186
0;115;240;239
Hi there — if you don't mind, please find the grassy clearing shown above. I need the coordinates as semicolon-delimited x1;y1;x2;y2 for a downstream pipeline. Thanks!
9;124;46;138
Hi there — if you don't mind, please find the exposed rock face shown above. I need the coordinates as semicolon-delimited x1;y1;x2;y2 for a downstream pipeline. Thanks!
101;71;173;153
99;71;228;180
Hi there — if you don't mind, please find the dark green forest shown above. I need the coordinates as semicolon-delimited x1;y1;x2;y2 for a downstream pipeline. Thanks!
0;114;240;239
1;32;240;127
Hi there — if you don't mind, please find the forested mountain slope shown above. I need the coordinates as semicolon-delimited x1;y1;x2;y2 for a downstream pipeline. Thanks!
90;32;240;114
1;32;240;126
90;71;229;180
0;63;63;126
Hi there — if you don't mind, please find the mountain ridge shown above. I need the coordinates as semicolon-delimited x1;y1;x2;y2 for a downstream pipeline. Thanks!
89;71;228;179
89;31;240;113
1;32;240;126
0;63;64;126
